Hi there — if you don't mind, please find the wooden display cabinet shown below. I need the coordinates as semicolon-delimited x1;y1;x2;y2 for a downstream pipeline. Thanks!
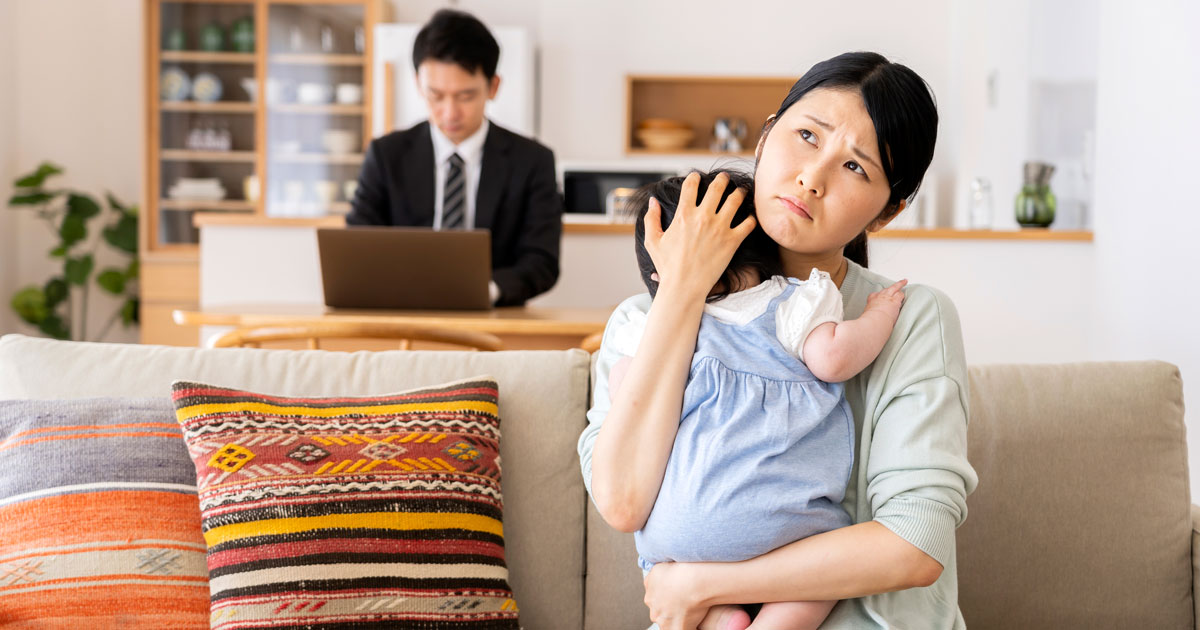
625;75;795;156
142;0;382;346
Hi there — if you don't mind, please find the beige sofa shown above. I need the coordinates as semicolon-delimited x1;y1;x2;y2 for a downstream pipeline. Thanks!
0;333;1194;629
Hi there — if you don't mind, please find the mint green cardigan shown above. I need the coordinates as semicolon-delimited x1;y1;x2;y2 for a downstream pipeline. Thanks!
577;260;979;629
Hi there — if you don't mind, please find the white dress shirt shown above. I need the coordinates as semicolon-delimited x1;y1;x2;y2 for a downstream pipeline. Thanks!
430;118;489;230
428;119;500;303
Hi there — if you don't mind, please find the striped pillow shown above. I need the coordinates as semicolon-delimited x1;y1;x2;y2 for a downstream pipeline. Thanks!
0;398;209;627
171;378;519;629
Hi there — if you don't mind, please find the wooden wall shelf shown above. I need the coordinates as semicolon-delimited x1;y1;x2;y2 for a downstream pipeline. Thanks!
270;104;366;115
161;149;257;162
161;199;255;212
160;51;256;64
560;222;1095;241
270;53;365;66
161;101;256;113
273;152;364;164
626;75;792;155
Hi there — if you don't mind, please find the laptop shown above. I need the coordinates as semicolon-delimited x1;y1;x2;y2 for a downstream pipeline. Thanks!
317;226;492;310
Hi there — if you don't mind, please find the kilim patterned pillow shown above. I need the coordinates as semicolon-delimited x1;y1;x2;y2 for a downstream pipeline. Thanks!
170;378;519;630
0;398;209;627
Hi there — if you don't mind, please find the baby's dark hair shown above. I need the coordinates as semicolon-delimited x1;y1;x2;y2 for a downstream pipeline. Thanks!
631;169;781;302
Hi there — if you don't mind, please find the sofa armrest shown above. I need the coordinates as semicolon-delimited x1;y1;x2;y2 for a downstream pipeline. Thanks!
1192;504;1200;630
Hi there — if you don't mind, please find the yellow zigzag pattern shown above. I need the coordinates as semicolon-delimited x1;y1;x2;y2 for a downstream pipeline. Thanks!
310;433;447;446
314;457;457;475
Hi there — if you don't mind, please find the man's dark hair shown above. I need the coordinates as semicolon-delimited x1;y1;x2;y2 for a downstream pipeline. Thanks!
412;9;500;80
631;169;781;302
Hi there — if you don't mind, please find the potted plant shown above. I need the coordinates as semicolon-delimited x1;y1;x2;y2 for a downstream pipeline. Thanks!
7;162;140;341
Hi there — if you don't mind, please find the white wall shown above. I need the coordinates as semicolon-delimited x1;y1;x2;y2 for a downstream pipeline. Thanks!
1093;0;1200;496
0;0;18;335
5;0;143;342
388;0;960;215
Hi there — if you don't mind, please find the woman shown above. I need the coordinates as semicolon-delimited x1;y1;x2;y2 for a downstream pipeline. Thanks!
577;51;979;629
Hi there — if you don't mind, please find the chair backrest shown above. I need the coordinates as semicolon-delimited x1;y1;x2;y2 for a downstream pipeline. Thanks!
210;321;504;351
959;361;1191;629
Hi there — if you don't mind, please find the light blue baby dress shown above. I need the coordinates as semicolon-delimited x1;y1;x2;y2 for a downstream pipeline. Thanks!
634;276;855;571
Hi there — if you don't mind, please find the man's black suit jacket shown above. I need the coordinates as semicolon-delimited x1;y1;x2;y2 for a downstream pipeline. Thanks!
346;121;562;306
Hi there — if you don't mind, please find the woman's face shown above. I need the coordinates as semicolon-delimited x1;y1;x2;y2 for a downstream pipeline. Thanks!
754;88;896;259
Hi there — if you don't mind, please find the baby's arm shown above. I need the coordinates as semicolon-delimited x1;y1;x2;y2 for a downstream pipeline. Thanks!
803;279;907;383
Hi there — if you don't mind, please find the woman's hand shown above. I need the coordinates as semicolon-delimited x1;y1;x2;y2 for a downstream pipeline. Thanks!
643;172;756;300
644;562;710;630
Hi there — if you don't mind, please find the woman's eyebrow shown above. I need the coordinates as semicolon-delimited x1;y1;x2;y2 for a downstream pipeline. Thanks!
803;114;883;173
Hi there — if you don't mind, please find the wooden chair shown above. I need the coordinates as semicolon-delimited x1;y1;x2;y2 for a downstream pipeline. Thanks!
579;331;603;353
209;321;504;351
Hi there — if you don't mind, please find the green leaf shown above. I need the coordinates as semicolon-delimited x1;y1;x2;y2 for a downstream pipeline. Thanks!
67;193;101;219
38;314;71;340
106;192;128;214
43;277;69;308
103;214;138;254
49;245;68;258
59;214;87;247
96;269;126;294
125;259;140;280
121;297;140;326
10;286;48;324
64;254;94;285
9;191;56;206
14;162;63;189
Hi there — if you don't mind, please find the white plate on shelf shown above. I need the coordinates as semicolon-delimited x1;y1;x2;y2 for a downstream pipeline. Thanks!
191;72;223;103
161;67;190;101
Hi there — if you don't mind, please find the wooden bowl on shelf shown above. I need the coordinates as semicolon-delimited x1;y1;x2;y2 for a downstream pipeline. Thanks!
635;127;695;151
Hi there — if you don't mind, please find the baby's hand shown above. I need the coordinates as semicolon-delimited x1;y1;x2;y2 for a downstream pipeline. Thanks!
864;279;908;322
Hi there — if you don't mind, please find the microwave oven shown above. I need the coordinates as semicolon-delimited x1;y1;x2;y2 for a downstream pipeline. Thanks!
561;166;678;220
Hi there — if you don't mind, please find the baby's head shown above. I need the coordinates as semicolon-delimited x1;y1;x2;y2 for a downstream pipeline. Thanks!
631;169;781;302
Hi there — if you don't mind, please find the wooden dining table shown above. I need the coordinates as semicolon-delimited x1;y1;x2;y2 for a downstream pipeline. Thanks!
173;303;615;350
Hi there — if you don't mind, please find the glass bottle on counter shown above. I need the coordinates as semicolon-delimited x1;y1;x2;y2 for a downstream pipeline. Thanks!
1015;161;1057;227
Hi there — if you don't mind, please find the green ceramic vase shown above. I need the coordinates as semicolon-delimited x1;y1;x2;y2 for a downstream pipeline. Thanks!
230;17;254;53
1014;162;1057;227
199;23;225;52
163;27;186;51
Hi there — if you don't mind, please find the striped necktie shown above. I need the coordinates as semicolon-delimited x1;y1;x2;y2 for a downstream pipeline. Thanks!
442;153;465;230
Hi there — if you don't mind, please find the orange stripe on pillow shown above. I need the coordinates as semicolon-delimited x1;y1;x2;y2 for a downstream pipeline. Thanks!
0;431;185;453
0;582;209;620
0;491;204;556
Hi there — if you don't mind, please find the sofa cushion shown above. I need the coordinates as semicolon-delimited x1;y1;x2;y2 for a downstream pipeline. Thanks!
959;361;1191;629
0;334;590;630
0;398;208;627
171;378;519;628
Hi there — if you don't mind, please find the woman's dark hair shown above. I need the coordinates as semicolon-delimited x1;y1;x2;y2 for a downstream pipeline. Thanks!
412;9;500;80
631;170;781;302
765;51;938;267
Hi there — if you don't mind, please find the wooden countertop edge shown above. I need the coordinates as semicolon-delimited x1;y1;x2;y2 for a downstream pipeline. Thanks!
188;214;1093;241
173;309;610;336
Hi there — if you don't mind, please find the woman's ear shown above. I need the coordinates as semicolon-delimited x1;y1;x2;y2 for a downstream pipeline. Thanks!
866;199;906;233
755;114;777;162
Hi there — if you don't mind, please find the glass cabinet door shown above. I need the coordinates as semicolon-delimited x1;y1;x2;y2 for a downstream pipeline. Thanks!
155;1;259;246
264;2;367;218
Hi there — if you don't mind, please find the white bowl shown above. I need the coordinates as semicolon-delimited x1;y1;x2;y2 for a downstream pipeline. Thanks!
240;78;257;102
321;129;357;155
297;82;332;105
335;83;363;105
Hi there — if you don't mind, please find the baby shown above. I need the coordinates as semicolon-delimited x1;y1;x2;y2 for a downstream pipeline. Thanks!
608;170;906;630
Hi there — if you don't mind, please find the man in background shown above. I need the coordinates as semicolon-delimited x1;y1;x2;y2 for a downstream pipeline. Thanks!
347;9;561;306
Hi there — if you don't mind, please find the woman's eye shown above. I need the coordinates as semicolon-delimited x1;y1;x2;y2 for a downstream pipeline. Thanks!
798;129;817;145
846;161;867;177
